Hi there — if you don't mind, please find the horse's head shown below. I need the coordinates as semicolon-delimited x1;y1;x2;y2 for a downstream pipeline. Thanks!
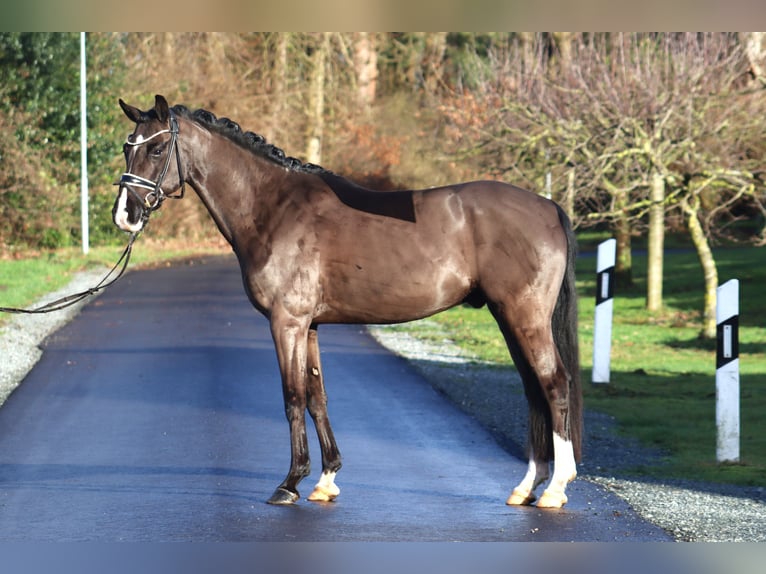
112;94;185;233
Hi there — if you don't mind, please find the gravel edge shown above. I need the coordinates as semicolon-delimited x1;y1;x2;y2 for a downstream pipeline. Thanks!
368;322;766;543
0;267;109;407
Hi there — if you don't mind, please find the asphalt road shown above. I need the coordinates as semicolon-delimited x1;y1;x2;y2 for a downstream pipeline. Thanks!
0;254;670;541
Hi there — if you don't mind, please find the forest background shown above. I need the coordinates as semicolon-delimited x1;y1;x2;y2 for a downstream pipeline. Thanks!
1;32;765;338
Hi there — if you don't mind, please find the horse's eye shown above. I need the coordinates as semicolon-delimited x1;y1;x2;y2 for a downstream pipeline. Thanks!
150;145;164;157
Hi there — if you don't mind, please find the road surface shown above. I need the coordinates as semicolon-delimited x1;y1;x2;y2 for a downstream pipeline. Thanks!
0;254;670;541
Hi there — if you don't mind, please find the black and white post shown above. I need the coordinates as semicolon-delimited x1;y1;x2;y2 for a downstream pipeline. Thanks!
716;279;740;463
592;238;616;384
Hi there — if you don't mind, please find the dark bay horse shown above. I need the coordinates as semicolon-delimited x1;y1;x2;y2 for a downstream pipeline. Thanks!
113;95;582;508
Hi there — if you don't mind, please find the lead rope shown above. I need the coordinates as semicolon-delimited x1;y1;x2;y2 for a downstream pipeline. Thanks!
0;232;139;315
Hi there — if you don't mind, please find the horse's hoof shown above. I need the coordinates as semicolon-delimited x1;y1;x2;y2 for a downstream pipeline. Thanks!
307;485;340;503
307;472;340;502
506;488;536;506
535;489;567;509
267;487;300;505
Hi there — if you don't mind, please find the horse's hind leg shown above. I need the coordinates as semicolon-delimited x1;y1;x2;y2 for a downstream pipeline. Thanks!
506;447;550;506
494;320;551;505
305;325;342;502
492;306;577;508
521;327;576;508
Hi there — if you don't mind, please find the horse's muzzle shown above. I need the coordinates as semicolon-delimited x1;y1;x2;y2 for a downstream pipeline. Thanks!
113;186;147;233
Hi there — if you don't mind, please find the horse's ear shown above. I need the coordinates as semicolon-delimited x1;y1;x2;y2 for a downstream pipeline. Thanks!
119;99;144;124
154;94;170;123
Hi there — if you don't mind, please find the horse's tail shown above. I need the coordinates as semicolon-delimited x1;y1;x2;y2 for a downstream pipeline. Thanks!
553;205;582;462
526;205;582;463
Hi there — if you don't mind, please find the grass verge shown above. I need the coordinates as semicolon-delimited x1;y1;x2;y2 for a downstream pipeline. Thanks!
0;236;230;327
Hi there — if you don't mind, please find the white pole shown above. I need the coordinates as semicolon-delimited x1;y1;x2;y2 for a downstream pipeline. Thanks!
80;32;89;255
592;238;616;384
544;149;551;199
716;279;740;463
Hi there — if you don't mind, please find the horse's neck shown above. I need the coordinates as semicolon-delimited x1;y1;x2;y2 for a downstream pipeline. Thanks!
184;129;288;247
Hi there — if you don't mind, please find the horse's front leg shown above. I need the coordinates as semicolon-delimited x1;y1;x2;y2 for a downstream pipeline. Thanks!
267;311;312;505
305;325;342;502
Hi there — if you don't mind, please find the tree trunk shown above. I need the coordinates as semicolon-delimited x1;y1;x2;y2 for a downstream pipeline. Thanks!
613;191;633;286
306;33;329;165
422;32;447;93
552;32;575;76
614;222;633;287
269;33;290;142
646;171;665;311
682;195;718;339
162;33;175;62
519;32;536;75
565;168;575;221
353;32;378;109
743;32;766;85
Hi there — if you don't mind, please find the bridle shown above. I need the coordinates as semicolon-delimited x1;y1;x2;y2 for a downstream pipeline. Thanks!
116;111;186;222
2;112;186;316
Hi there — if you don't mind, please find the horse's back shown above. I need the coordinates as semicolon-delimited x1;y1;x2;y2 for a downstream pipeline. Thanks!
419;180;569;302
417;180;567;254
422;179;558;221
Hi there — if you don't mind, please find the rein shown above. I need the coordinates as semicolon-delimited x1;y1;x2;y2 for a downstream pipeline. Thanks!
1;112;187;316
0;232;139;315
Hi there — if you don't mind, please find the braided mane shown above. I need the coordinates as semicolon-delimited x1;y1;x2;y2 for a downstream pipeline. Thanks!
172;105;330;175
170;103;416;222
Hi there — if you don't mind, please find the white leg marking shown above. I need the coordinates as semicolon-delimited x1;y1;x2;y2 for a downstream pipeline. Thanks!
307;471;340;502
114;188;144;233
507;449;549;505
551;432;577;487
537;433;577;508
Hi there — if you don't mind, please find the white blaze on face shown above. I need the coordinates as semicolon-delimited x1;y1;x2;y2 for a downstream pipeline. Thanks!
113;132;147;233
113;188;144;233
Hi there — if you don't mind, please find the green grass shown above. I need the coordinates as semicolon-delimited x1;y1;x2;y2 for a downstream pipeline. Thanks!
416;244;766;487
0;238;229;327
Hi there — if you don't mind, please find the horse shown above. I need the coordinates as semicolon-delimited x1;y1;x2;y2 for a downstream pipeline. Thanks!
112;94;582;508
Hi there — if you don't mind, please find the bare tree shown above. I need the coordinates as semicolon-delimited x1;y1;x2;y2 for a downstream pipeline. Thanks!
436;33;765;337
